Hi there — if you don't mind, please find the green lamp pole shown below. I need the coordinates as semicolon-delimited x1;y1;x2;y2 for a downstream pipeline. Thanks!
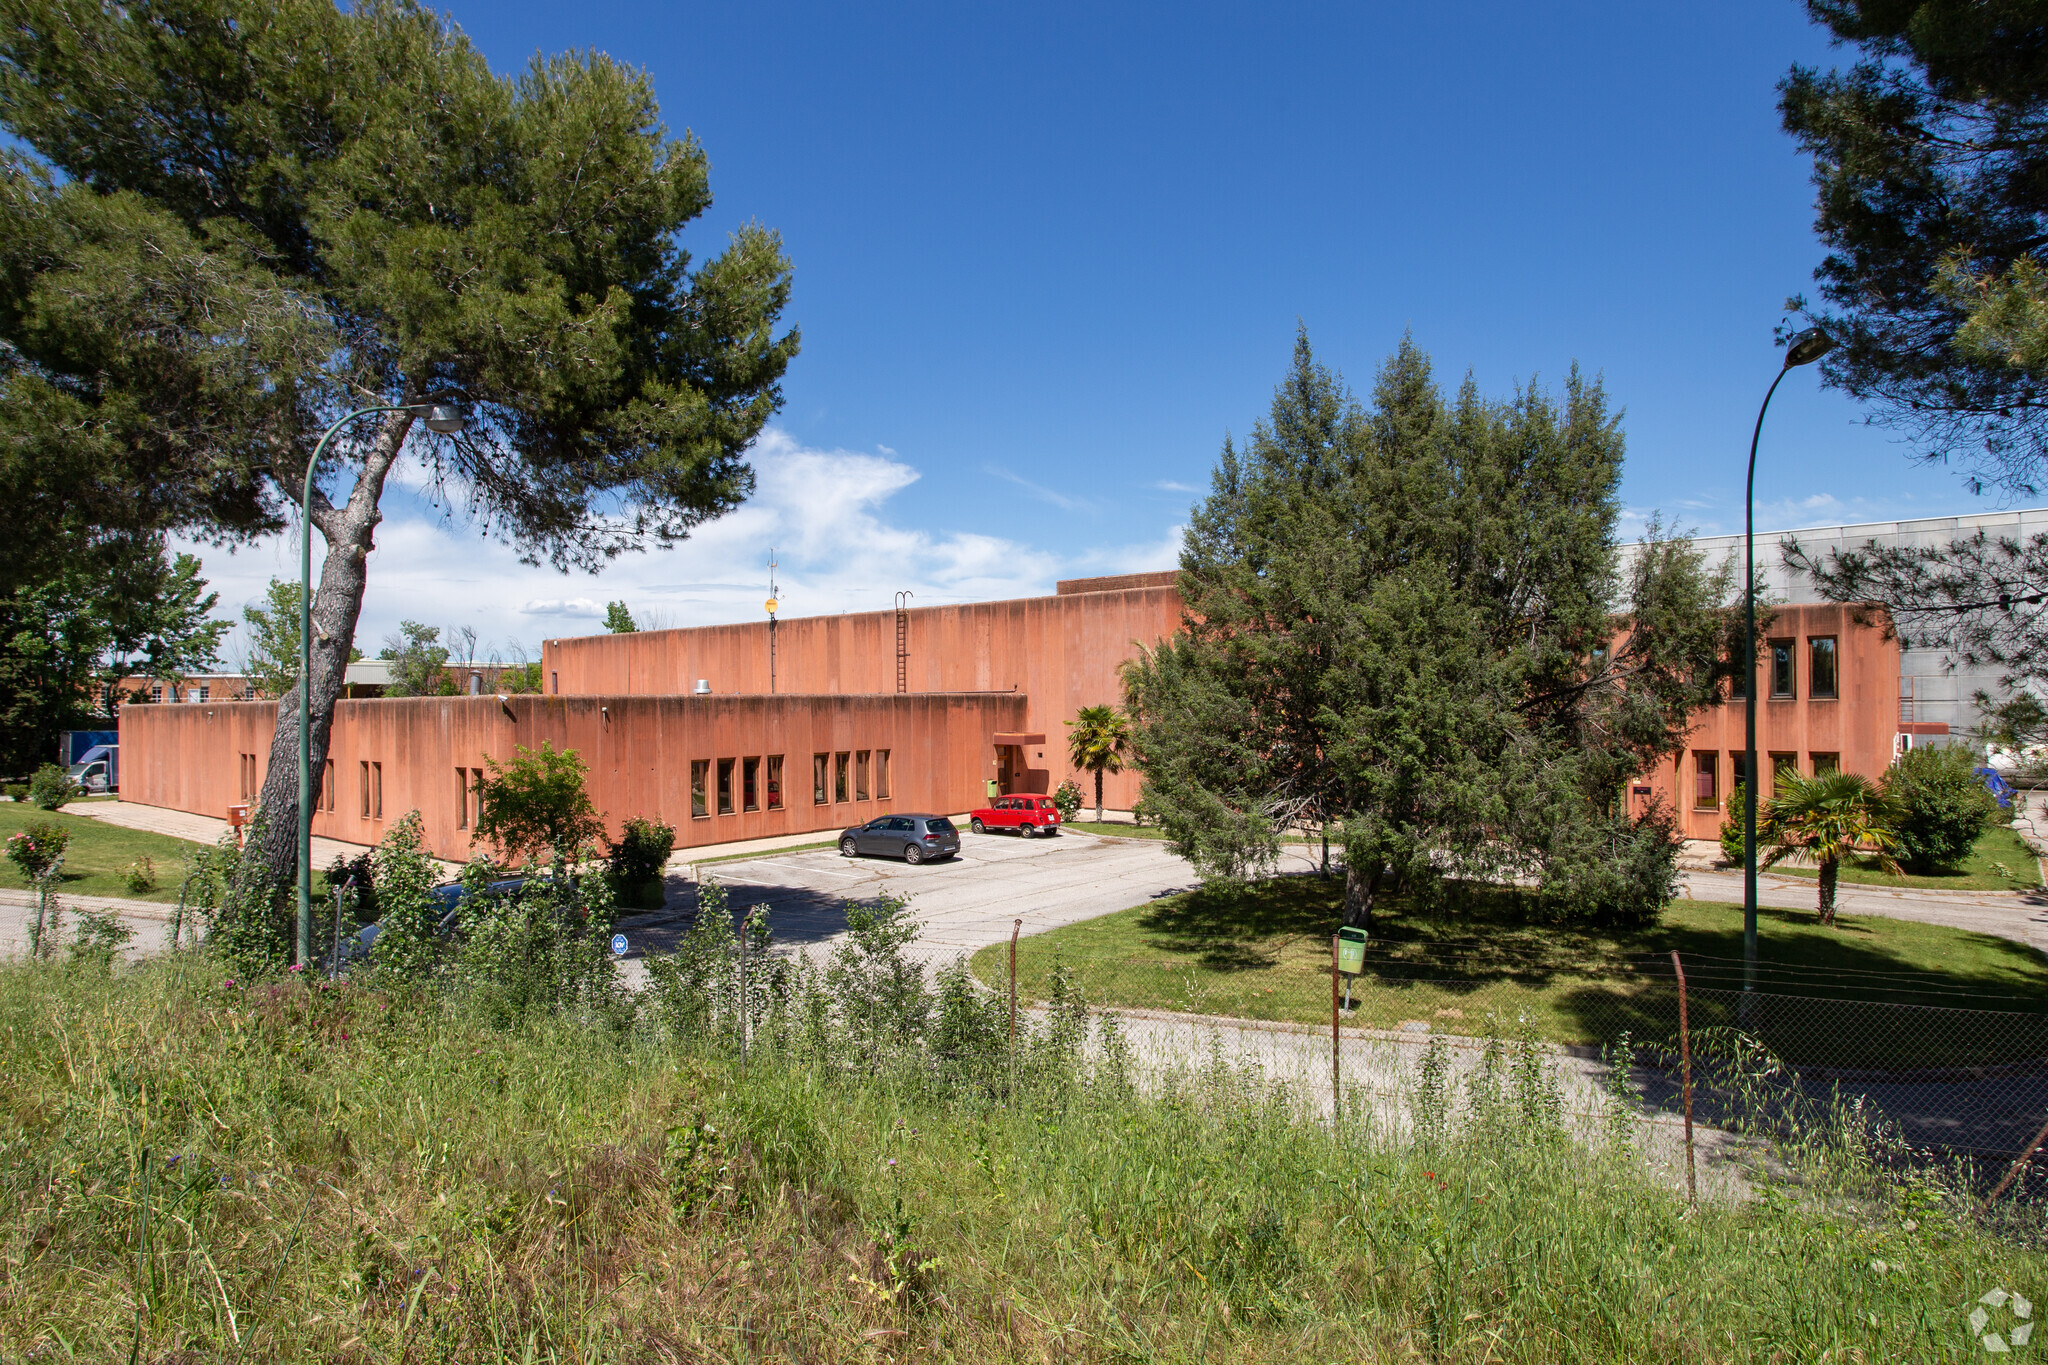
1741;327;1833;996
296;402;465;968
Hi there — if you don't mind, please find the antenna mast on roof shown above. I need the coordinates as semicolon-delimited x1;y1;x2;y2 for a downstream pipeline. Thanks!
765;548;780;695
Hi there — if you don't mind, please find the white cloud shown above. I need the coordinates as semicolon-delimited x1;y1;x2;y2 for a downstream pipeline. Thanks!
179;427;1176;665
982;463;1095;513
1150;479;1202;494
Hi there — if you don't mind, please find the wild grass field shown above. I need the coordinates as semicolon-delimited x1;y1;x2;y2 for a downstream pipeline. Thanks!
4;943;2045;1363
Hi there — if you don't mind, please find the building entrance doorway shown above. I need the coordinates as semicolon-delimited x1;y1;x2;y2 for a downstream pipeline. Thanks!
997;745;1019;795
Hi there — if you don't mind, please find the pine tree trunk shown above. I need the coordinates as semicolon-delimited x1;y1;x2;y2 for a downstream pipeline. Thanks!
1342;858;1382;931
1818;857;1838;927
241;410;419;895
1094;768;1104;823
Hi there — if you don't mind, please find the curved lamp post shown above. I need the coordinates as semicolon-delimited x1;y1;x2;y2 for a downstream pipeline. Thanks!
1742;328;1833;995
296;402;465;968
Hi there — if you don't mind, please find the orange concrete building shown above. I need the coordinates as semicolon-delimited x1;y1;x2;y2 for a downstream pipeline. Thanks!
1630;602;1938;843
538;571;1182;810
117;570;1930;863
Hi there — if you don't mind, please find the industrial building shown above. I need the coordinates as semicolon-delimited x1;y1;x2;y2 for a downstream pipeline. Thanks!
118;508;2034;864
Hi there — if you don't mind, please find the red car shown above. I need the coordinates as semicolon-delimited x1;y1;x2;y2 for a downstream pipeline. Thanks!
969;794;1062;837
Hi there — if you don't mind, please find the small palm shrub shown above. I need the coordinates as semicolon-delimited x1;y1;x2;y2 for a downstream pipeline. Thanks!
1760;769;1901;924
1881;743;1997;873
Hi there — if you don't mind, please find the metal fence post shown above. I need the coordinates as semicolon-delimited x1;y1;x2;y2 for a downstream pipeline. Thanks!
1330;934;1341;1117
1009;918;1020;1101
1981;1113;2048;1214
1671;950;1697;1205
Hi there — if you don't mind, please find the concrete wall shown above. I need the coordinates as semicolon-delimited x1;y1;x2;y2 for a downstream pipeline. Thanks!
1631;603;1906;842
119;691;1028;862
540;583;1185;810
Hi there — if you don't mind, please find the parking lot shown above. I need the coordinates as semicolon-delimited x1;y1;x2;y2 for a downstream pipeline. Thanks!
612;829;1319;978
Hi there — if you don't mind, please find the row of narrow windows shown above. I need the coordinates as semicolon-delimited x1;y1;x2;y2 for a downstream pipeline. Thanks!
1733;635;1838;701
1692;751;1839;808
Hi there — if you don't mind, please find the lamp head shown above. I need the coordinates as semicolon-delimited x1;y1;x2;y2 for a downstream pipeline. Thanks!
416;402;466;434
1783;327;1835;369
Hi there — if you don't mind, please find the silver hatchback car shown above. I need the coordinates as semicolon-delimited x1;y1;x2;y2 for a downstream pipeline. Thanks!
840;813;961;863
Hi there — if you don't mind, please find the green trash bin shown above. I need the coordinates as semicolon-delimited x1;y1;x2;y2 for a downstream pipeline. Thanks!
1336;926;1369;975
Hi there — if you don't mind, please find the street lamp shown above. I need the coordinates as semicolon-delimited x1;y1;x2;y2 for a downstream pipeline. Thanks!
1742;328;1833;995
296;402;465;968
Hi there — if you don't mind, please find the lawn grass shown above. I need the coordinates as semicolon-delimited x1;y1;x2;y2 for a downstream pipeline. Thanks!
0;800;210;902
1762;821;2044;890
0;802;359;904
972;875;2048;1068
3;955;2040;1362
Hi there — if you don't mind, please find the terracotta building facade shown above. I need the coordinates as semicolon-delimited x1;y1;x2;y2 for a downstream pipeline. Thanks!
117;571;1927;862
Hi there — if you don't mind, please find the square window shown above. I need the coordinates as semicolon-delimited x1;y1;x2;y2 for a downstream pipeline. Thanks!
690;760;709;818
1809;636;1838;698
1693;750;1718;807
743;756;760;812
766;755;784;811
1769;639;1795;698
835;752;850;803
1811;752;1841;775
1770;752;1797;794
813;754;829;805
717;758;735;815
855;749;870;801
875;749;891;800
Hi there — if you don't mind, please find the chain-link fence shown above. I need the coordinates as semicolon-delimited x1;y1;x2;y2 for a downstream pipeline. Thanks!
977;939;2048;1174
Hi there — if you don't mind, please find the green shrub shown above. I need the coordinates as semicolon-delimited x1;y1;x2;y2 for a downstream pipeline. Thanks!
3;783;26;802
473;742;605;868
1882;744;1997;873
122;855;157;895
608;815;674;907
3;821;70;880
27;763;82;810
363;811;445;985
1719;782;1746;865
191;808;294;977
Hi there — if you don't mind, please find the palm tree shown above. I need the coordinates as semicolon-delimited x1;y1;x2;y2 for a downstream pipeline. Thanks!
1065;705;1133;823
1758;769;1901;926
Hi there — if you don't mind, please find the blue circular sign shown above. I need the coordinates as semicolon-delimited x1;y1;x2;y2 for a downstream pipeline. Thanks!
610;934;628;956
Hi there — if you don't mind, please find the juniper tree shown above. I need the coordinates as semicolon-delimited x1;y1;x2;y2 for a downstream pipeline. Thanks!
0;0;797;885
1123;332;1739;928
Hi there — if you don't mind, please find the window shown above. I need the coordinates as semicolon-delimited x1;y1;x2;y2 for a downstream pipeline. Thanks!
766;755;784;810
813;754;829;805
1809;636;1838;698
359;760;371;818
150;685;163;703
1693;750;1718;807
1811;752;1840;774
550;671;559;695
875;749;891;800
323;759;336;813
743;756;760;812
855;749;870;801
690;760;709;818
457;768;471;828
196;684;210;702
1769;639;1795;698
834;752;850;803
372;762;383;819
1771;753;1797;794
717;757;735;815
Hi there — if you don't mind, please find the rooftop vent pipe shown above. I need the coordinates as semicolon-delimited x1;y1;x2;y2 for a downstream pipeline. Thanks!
693;679;711;695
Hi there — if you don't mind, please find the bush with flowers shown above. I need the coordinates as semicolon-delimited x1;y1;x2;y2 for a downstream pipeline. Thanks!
3;821;70;881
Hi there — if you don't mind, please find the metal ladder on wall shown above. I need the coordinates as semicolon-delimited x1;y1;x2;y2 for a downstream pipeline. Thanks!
894;591;913;693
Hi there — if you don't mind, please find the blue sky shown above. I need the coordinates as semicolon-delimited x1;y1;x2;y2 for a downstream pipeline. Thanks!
194;1;2015;662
